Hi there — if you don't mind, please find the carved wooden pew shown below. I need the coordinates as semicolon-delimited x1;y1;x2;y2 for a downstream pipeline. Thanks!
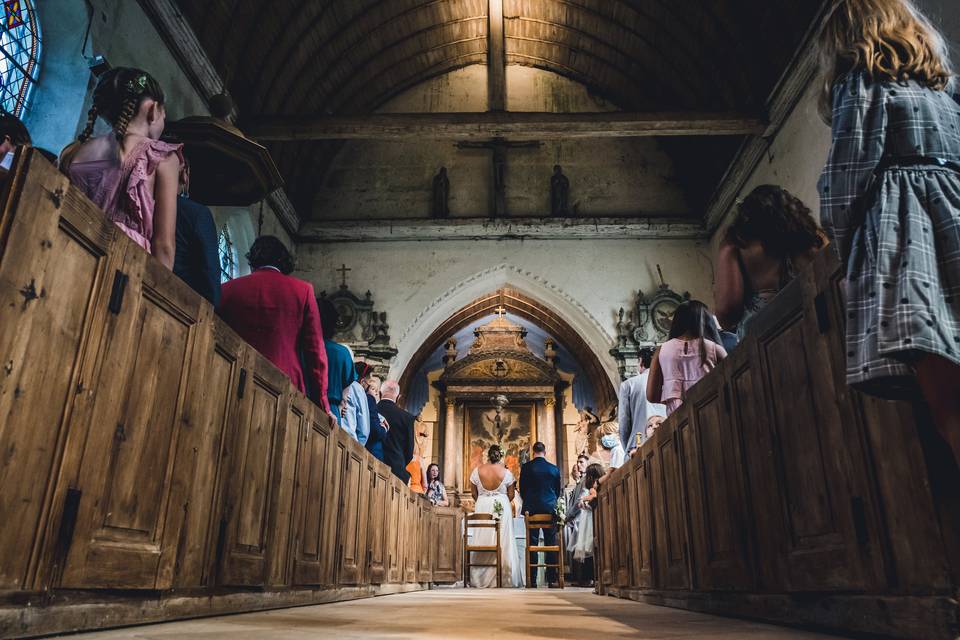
0;149;463;638
594;240;960;639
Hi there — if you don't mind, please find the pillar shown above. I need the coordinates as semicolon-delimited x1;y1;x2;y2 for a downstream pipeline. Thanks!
541;398;557;464
443;398;458;492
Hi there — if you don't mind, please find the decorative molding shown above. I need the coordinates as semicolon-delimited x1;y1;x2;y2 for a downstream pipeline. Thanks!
397;263;612;348
135;0;233;118
300;217;708;243
266;190;303;236
703;0;834;232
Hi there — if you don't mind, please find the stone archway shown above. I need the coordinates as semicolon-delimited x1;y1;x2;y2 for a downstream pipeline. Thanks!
398;287;617;412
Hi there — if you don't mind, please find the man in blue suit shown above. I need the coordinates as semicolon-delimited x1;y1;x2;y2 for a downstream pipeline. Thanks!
519;441;563;586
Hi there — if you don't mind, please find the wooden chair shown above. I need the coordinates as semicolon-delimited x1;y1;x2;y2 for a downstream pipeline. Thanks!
463;513;502;588
525;513;565;588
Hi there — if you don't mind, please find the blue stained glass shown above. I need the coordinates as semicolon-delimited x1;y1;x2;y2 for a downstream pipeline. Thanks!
0;0;39;117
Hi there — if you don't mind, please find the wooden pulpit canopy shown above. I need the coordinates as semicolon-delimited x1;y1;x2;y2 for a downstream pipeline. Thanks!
163;115;283;206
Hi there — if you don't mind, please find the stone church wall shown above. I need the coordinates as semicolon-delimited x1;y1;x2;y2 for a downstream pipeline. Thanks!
297;238;714;385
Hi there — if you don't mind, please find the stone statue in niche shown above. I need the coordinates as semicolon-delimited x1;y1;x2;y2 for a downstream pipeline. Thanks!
442;338;458;367
550;165;570;217
431;167;450;218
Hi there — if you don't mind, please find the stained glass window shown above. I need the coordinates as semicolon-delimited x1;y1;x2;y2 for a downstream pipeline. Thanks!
0;0;40;117
218;226;238;283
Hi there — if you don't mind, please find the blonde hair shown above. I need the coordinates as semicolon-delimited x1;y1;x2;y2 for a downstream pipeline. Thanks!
817;0;952;122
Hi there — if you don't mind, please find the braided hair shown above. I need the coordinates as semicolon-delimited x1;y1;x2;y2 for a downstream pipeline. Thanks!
62;68;165;169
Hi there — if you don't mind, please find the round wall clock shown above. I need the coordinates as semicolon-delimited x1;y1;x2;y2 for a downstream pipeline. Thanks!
334;299;358;333
651;298;679;334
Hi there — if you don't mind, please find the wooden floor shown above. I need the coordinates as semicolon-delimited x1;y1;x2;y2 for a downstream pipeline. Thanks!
65;588;845;639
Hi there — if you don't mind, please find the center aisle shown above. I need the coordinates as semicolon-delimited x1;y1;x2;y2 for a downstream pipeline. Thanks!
71;589;843;639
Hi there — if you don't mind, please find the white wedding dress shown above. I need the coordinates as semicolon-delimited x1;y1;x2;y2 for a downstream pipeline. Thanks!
469;467;524;588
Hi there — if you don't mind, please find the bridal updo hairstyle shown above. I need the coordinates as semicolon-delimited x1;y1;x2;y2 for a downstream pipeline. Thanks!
487;444;504;463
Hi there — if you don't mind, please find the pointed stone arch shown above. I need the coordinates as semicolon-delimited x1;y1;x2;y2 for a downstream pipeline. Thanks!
396;276;618;412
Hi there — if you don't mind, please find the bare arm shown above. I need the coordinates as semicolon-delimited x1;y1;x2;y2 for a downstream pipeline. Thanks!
646;346;664;404
438;484;450;507
151;154;179;270
714;242;745;330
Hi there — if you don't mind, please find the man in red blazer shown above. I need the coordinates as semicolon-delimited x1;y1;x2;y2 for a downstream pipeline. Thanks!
218;236;336;426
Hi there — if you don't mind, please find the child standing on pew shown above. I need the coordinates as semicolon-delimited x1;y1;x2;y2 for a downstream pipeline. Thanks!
60;68;182;269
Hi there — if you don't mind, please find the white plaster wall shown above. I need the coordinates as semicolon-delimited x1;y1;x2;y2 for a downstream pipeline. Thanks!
312;66;691;220
296;238;714;385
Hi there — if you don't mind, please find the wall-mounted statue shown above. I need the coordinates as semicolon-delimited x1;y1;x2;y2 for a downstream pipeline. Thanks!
550;165;570;217
431;166;450;218
320;280;398;375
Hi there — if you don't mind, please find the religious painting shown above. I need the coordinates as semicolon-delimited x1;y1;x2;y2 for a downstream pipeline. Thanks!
463;402;536;488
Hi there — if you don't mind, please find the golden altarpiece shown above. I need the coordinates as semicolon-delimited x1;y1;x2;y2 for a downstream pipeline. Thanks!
417;312;581;506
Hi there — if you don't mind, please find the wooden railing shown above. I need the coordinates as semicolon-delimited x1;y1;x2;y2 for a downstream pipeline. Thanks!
595;243;960;639
0;150;463;639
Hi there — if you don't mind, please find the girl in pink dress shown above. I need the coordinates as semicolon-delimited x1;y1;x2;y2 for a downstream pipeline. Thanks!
647;300;728;416
60;67;182;269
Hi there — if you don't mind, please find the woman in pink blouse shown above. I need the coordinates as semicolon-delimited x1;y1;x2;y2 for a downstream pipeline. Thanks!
60;67;181;269
647;300;728;416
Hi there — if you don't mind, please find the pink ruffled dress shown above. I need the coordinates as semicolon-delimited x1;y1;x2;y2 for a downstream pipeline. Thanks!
67;137;183;251
658;338;727;415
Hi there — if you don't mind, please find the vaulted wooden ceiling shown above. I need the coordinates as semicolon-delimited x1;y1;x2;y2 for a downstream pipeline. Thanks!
175;0;826;220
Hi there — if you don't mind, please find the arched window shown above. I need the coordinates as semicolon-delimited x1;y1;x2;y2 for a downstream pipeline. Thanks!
218;226;238;283
0;0;40;117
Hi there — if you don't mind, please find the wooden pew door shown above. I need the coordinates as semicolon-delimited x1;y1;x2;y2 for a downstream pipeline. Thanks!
0;154;121;590
217;356;288;587
336;432;370;585
58;245;203;589
292;407;337;585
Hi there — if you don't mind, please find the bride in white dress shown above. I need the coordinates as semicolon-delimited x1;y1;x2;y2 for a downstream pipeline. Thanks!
469;445;524;588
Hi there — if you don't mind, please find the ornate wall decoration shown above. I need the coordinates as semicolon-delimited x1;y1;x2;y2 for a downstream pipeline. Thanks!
610;267;690;380
320;277;398;375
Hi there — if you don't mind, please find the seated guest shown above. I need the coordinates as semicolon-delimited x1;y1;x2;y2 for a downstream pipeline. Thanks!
647;300;728;416
714;185;826;341
319;298;356;425
645;415;665;440
61;67;181;269
617;348;666;453
340;352;370;445
425;463;449;506
217;236;335;426
0;112;31;178
358;364;389;461
378;380;415;483
571;463;604;586
600;433;627;470
173;158;220;305
406;426;428;494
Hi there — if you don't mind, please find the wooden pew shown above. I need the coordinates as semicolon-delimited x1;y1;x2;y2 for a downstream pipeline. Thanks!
0;149;464;638
595;237;960;639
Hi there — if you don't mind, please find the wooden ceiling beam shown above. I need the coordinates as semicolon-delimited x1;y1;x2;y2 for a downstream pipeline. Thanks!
247;111;765;141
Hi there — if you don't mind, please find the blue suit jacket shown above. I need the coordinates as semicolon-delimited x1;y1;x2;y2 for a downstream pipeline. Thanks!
364;392;387;461
174;196;221;306
519;456;562;515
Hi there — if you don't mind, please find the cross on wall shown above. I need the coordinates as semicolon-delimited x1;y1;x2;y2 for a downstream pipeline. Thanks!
337;264;351;288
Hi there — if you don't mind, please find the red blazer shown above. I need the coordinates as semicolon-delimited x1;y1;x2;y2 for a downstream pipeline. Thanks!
218;268;330;411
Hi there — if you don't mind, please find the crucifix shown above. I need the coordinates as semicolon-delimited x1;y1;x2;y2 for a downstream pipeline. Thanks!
336;263;351;288
494;304;507;319
456;137;541;218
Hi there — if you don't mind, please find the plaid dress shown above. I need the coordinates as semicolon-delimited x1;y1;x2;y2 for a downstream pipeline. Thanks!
818;70;960;398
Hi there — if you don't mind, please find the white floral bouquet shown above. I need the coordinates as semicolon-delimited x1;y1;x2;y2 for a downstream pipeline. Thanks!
555;499;566;521
492;501;504;520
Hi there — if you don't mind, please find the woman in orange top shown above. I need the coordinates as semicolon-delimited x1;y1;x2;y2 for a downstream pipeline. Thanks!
406;427;428;494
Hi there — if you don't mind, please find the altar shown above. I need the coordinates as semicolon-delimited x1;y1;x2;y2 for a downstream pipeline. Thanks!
432;310;575;506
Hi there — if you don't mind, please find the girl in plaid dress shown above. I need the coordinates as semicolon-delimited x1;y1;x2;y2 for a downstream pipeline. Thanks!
817;0;960;466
